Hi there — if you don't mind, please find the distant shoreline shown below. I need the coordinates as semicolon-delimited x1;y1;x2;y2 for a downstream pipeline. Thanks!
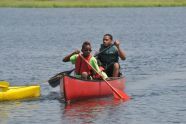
0;0;186;8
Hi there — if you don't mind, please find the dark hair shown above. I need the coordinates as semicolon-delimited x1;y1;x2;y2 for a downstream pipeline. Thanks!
104;34;113;40
82;41;91;49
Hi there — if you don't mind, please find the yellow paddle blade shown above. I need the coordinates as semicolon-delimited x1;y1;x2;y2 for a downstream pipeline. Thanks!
0;81;10;88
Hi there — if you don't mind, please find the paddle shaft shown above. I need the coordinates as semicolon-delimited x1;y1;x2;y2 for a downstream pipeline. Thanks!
94;44;114;57
79;54;128;100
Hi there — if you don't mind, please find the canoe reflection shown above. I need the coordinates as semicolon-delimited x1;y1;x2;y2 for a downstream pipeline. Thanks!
62;98;122;123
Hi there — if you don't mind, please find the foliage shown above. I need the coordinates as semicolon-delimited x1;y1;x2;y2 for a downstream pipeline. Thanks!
0;0;186;7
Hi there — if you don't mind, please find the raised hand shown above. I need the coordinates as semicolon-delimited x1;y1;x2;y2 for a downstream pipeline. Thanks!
114;40;120;48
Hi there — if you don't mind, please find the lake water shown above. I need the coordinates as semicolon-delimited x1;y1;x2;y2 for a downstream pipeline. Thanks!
0;7;186;124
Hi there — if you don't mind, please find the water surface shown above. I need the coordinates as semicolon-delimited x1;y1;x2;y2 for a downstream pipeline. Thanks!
0;7;186;124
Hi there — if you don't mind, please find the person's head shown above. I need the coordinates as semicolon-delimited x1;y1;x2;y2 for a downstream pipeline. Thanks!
81;41;92;57
103;34;113;47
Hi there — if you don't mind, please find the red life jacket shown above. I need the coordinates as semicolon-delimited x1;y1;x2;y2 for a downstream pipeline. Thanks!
75;54;92;75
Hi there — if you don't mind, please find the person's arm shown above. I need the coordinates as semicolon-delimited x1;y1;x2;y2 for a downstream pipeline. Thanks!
114;40;126;60
90;57;108;79
91;57;101;72
63;50;80;62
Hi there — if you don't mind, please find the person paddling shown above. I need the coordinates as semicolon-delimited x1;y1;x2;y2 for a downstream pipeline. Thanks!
97;34;126;77
63;41;108;80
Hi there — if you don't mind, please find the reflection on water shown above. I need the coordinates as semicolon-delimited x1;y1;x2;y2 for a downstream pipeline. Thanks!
0;101;40;124
62;98;124;123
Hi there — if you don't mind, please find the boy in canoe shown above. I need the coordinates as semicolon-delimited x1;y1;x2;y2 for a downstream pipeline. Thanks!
97;34;126;77
63;41;108;80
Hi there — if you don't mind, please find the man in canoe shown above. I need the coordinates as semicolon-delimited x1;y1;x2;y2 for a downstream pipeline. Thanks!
97;34;126;77
63;41;108;80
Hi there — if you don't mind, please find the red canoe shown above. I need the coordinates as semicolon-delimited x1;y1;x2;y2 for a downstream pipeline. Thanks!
60;75;126;103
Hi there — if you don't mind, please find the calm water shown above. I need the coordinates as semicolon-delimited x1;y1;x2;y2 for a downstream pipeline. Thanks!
0;7;186;124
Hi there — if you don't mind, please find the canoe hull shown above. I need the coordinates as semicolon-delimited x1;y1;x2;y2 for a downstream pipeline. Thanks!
0;85;40;101
60;75;125;102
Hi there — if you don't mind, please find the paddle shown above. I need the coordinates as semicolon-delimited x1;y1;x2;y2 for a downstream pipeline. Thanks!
48;44;115;87
48;69;74;87
79;54;130;101
94;43;115;57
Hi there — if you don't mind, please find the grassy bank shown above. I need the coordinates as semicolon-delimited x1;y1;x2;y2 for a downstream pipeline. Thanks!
0;0;186;8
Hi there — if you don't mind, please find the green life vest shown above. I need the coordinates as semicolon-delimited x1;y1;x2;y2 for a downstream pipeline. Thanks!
98;44;119;66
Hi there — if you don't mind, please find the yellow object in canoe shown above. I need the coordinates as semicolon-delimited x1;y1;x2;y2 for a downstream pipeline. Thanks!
0;85;40;101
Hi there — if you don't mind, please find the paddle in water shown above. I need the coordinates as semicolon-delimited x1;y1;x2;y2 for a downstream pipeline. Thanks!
48;69;74;87
79;54;130;101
